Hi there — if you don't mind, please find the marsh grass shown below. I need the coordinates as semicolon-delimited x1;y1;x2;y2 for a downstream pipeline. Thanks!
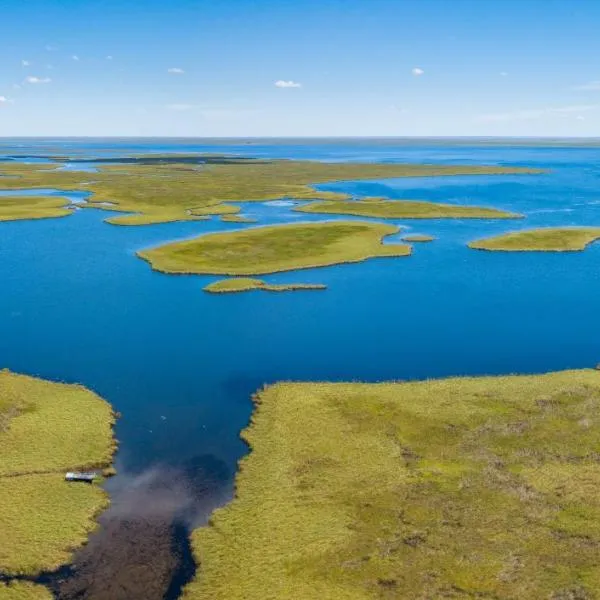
0;583;53;599
0;160;539;226
469;227;600;251
296;199;521;220
138;221;411;276
0;196;73;222
184;370;600;600
219;214;258;223
203;278;326;293
0;370;116;576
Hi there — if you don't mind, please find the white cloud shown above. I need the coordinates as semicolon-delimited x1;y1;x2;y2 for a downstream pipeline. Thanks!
45;44;57;51
412;67;424;76
106;55;113;60
72;55;80;61
25;76;51;84
168;67;184;74
166;103;195;111
500;72;508;76
475;104;599;123
274;80;302;88
21;60;30;67
576;115;586;121
573;81;600;91
0;96;7;103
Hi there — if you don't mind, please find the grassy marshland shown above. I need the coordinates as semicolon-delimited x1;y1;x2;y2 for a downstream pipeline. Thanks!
138;221;411;276
204;278;326;294
0;583;53;599
402;234;435;242
0;370;116;575
0;196;73;222
469;227;600;251
296;199;521;220
184;369;600;600
0;159;540;226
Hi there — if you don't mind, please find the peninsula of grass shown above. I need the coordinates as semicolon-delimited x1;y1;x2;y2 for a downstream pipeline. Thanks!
0;196;73;222
0;582;53;599
0;159;540;226
0;370;116;576
295;198;521;220
138;221;411;276
402;233;436;242
204;278;326;294
184;369;600;600
469;226;600;252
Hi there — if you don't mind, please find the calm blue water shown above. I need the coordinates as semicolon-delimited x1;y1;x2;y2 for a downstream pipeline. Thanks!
1;139;600;497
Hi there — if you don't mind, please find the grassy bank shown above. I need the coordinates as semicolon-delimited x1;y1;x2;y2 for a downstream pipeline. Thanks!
469;227;600;251
296;199;521;220
0;159;541;226
204;278;326;293
402;233;435;242
138;221;411;276
0;370;116;576
0;196;73;222
184;369;600;600
0;583;53;599
219;214;258;223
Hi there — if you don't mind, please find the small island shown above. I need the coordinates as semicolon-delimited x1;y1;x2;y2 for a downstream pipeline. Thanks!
0;196;74;222
469;227;600;251
183;369;600;600
219;214;258;224
295;198;522;220
204;278;326;294
138;221;411;276
0;369;116;579
402;233;436;242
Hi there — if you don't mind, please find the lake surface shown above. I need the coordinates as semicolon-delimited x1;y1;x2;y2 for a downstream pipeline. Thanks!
1;138;600;595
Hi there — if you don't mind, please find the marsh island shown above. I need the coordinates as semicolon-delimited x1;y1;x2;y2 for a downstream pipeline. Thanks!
469;227;600;251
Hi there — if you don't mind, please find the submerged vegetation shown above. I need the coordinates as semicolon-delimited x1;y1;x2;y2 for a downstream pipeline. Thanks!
0;195;73;222
138;221;411;276
0;370;116;576
185;369;600;600
469;227;600;251
204;278;326;294
0;158;539;226
296;198;521;220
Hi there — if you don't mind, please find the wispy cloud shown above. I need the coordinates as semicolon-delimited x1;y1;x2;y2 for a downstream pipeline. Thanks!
500;72;508;77
475;104;599;123
21;60;30;67
25;76;52;84
168;67;184;74
573;81;600;91
166;103;195;111
106;55;113;60
412;67;424;76
0;96;8;104
45;44;57;52
72;55;80;61
274;80;301;88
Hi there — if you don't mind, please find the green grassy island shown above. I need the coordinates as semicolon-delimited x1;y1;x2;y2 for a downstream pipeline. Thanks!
0;369;116;577
469;227;600;252
295;199;521;220
402;234;436;242
0;158;540;226
138;221;411;276
184;369;600;600
219;214;258;223
0;196;73;222
204;278;326;294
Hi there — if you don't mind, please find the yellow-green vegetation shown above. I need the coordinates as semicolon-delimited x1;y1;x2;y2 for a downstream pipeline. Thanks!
469;226;600;252
402;233;435;242
0;159;539;226
0;370;116;575
295;198;521;220
0;583;53;600
204;278;326;294
138;221;411;276
184;369;600;600
219;214;257;223
0;196;73;222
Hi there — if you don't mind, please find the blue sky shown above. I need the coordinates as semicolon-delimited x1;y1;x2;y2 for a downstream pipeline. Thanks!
1;0;600;136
